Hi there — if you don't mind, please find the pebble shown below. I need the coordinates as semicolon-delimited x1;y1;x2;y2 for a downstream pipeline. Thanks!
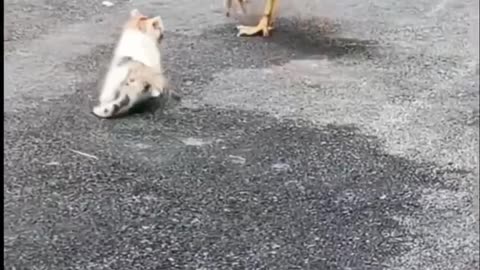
102;1;114;7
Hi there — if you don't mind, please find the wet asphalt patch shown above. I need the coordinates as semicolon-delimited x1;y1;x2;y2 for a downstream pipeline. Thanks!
5;97;444;269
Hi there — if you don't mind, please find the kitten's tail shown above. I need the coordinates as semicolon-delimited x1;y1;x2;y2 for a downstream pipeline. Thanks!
149;72;182;102
119;56;181;101
162;81;182;102
169;90;182;101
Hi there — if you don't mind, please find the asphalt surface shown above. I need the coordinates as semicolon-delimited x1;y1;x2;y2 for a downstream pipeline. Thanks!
4;0;479;269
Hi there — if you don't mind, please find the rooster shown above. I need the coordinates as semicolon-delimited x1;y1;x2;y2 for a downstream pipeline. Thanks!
227;0;279;37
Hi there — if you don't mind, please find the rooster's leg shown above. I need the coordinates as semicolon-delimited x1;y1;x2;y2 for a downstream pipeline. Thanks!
236;0;278;37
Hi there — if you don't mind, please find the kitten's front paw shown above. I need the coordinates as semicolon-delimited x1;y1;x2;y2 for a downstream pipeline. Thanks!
92;104;110;118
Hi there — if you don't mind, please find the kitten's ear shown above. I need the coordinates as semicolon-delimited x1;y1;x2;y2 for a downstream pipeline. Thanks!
151;89;162;97
130;9;142;17
150;16;164;31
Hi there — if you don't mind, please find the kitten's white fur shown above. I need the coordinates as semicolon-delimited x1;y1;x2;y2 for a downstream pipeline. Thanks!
99;11;163;104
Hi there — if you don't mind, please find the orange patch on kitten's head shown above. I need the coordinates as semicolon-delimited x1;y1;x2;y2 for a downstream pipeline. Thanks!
124;9;165;42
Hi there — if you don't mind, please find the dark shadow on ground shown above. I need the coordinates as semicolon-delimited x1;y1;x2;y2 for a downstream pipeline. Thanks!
5;92;446;269
167;17;378;96
211;17;378;58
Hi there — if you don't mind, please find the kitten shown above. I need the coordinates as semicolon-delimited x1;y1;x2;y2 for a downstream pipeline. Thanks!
93;9;174;118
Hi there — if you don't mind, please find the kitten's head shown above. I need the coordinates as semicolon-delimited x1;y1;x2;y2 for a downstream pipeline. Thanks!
126;9;165;43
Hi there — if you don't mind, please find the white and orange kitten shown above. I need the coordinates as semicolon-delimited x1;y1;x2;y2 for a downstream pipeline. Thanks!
93;9;174;118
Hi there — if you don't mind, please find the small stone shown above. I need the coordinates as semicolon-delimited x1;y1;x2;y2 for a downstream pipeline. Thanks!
228;155;246;165
46;161;60;166
102;1;114;7
272;162;290;172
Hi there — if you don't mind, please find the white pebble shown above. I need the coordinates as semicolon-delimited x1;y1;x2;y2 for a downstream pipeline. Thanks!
102;1;114;7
